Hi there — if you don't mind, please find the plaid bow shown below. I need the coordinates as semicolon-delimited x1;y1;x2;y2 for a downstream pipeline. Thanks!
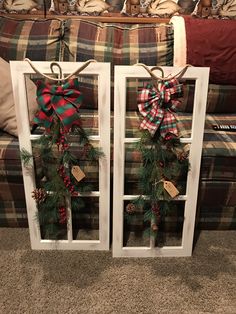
34;79;83;133
138;78;183;139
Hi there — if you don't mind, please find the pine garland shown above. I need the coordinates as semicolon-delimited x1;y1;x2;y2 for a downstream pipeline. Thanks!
125;131;189;237
23;123;103;239
125;77;190;239
126;130;189;238
21;79;104;239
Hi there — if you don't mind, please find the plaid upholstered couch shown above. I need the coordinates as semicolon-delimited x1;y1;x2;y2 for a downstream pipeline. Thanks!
0;16;235;230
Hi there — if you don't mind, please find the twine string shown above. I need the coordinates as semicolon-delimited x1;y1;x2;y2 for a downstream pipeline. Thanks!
135;63;190;82
24;58;97;82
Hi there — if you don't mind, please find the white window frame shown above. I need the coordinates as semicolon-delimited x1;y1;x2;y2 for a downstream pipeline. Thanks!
10;61;110;250
113;65;209;257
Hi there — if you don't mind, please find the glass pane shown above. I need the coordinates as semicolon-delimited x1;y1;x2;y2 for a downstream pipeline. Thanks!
123;200;184;248
154;201;184;247
38;194;68;240
72;196;99;240
124;143;141;195
123;201;150;247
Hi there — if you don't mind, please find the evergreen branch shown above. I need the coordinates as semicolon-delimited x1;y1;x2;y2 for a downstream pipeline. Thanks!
71;197;85;212
20;148;33;167
149;228;158;239
87;146;104;161
62;150;77;165
124;212;140;224
143;227;151;238
132;196;145;208
144;208;152;222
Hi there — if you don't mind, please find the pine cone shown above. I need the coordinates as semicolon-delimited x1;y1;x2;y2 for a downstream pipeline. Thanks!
83;143;92;156
177;151;189;161
125;203;136;214
31;188;47;203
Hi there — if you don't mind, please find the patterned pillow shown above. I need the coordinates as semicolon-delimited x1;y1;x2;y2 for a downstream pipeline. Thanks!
63;20;174;65
62;19;174;109
0;16;62;62
0;57;38;137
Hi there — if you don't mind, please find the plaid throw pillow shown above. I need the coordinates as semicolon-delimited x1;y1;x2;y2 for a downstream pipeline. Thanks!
63;20;174;65
62;20;174;110
0;17;62;62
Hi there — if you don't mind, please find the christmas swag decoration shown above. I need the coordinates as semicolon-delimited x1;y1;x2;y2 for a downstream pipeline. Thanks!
126;71;189;239
22;77;103;239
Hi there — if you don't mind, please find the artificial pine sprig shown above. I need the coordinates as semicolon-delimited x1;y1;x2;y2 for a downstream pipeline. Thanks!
21;114;104;239
126;130;189;240
125;76;189;241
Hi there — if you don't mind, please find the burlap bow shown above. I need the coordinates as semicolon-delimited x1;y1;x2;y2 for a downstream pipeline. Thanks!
138;78;183;139
34;79;83;133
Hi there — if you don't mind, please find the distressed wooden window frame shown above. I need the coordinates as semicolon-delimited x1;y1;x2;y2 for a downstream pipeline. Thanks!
10;61;111;250
112;65;209;257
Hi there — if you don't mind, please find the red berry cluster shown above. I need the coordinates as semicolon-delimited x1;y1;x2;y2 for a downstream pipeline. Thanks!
59;206;67;225
58;165;75;194
151;204;161;232
56;132;69;152
164;133;174;141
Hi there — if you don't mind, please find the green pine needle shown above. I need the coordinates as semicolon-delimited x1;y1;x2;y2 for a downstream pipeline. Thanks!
21;148;33;167
143;209;152;222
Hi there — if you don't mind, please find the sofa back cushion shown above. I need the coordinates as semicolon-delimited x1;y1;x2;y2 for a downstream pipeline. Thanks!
62;20;174;109
63;20;174;65
0;17;62;62
180;83;236;114
114;78;236;113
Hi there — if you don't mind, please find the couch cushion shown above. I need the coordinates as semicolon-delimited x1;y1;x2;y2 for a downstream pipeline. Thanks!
199;181;236;208
62;20;174;109
0;131;27;226
198;204;236;230
0;200;28;227
0;131;24;198
0;121;235;230
63;20;174;65
0;17;62;61
180;83;236;114
125;112;236;157
179;113;236;157
200;156;236;181
125;79;236;114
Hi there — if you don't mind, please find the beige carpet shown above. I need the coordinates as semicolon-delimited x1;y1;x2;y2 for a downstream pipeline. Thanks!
0;228;235;314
